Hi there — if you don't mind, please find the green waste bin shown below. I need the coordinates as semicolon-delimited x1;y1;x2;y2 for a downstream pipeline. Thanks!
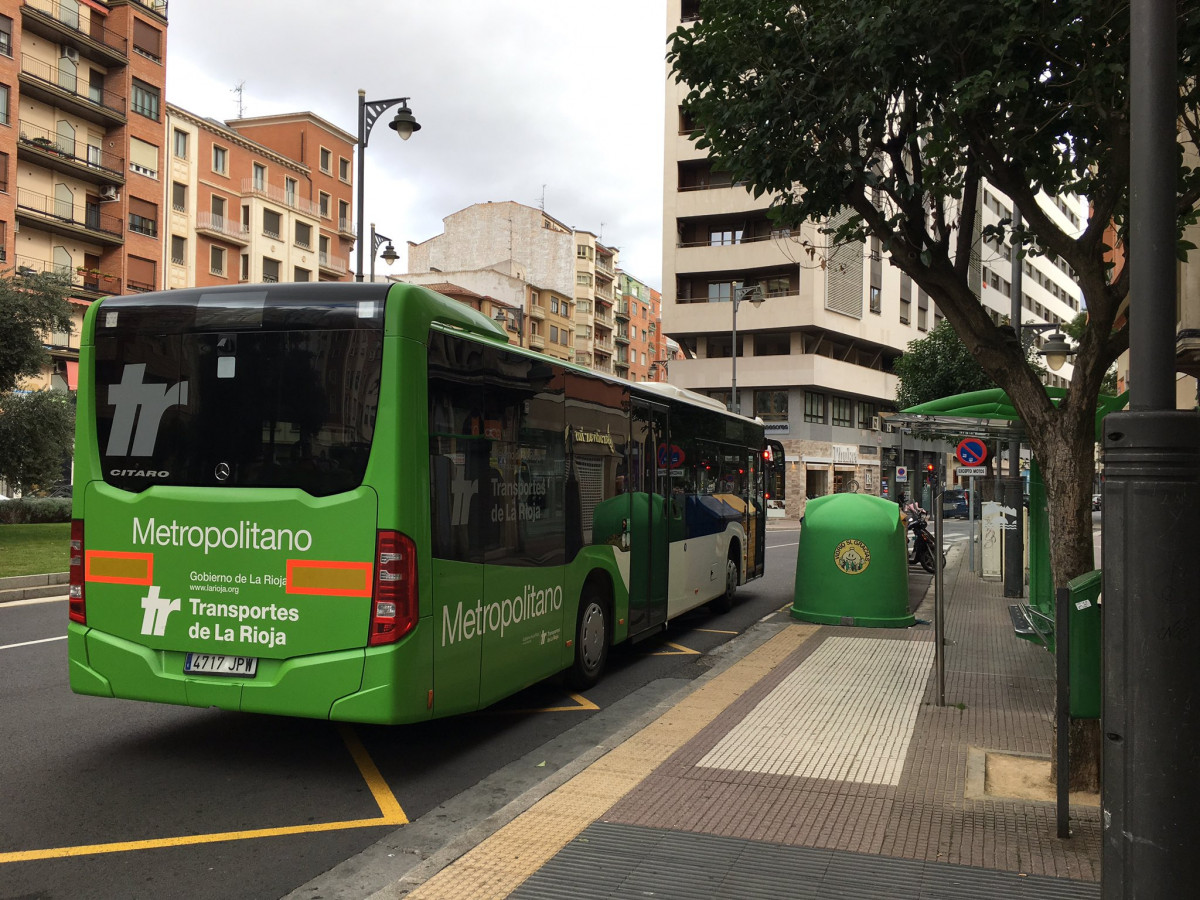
1067;569;1102;719
791;493;913;628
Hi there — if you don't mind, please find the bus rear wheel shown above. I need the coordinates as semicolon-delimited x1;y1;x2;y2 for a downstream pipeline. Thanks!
568;587;610;690
710;548;739;613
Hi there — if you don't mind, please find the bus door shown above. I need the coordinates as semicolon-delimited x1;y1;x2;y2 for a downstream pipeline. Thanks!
628;398;669;635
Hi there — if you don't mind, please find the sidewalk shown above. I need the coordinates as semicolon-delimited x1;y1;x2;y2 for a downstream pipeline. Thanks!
379;536;1102;899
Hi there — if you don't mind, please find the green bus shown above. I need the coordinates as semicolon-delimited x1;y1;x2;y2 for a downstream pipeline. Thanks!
68;282;773;724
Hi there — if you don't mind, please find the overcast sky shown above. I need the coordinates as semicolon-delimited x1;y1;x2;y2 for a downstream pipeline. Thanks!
165;1;669;288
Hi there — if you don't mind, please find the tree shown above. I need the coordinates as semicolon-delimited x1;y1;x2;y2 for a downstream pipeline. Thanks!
893;318;1002;410
669;0;1199;790
0;389;75;494
0;269;75;393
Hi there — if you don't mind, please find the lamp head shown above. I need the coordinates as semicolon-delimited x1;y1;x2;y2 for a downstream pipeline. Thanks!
1038;331;1074;371
389;103;421;141
380;242;399;266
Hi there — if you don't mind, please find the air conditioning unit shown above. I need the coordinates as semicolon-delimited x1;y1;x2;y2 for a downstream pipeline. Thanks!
871;416;882;431
99;185;119;201
61;46;80;64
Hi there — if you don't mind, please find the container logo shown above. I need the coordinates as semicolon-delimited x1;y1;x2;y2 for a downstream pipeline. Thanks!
833;539;871;574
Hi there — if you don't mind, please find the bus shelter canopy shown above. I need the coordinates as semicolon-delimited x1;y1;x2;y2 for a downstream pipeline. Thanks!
884;387;1128;444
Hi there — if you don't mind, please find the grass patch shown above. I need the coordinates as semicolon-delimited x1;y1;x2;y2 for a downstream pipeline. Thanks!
0;523;71;577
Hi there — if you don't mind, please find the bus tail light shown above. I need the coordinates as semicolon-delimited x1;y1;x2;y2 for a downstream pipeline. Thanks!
369;530;418;646
69;519;86;624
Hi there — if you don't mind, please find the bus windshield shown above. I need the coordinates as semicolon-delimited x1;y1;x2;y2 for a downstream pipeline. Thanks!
93;288;384;496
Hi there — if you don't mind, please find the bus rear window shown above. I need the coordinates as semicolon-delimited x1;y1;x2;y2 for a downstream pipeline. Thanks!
93;290;384;496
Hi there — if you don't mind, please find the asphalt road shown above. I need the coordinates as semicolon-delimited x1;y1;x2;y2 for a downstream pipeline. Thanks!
0;526;946;900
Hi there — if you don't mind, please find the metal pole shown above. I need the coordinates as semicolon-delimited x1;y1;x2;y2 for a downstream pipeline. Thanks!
1104;3;1200;896
1006;212;1025;598
731;293;739;414
934;459;945;707
968;475;976;573
369;222;376;283
1056;585;1071;839
355;90;366;283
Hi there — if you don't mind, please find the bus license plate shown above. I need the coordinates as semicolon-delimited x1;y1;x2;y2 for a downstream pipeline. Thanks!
184;653;258;677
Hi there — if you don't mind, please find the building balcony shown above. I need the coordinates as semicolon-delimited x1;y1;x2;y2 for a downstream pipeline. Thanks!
672;353;899;401
338;217;357;239
13;254;123;299
529;304;547;320
530;333;546;350
17;120;125;186
615;331;630;345
196;212;251;246
675;235;799;274
18;54;127;126
16;187;124;246
21;0;130;67
673;184;766;219
594;310;613;327
240;179;322;218
594;338;614;354
319;252;348;276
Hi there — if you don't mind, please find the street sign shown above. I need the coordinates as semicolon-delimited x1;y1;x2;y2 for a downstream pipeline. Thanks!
956;466;988;477
956;438;988;466
896;465;908;482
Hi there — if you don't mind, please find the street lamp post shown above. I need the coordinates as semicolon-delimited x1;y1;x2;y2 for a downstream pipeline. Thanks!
1013;322;1077;372
355;89;420;282
731;285;764;415
368;223;398;282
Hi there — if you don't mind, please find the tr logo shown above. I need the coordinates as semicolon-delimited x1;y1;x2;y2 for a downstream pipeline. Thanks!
140;585;181;637
106;364;189;457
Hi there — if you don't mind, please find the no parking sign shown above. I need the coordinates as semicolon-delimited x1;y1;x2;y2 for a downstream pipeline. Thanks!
956;438;988;466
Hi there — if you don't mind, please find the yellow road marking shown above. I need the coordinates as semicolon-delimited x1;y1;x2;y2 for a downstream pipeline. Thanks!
650;641;701;656
0;725;405;864
694;628;738;635
482;692;600;715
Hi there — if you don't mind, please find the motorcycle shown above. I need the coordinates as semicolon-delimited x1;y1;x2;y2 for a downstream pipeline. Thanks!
905;507;946;574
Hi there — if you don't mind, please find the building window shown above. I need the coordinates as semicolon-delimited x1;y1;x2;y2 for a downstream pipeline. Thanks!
319;192;330;218
210;245;226;276
252;163;266;190
804;391;825;424
262;208;281;239
0;151;8;193
262;258;280;283
172;182;187;212
240;253;250;281
285;177;297;206
576;273;592;286
339;157;350;181
212;145;228;175
211;195;226;221
577;244;592;259
869;284;882;314
131;79;160;120
170;235;186;266
899;273;912;325
133;19;162;61
550;324;559;343
173;129;188;158
754;390;788;422
294;221;312;249
0;16;11;58
338;199;350;229
129;137;158;178
319;147;332;173
0;84;8;127
857;401;875;427
294;266;311;282
709;227;742;246
128;207;157;237
832;396;853;427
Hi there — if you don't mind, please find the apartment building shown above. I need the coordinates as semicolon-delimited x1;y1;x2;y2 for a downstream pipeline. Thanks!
664;0;1084;513
405;201;580;365
572;230;618;375
3;0;169;390
164;105;355;288
616;271;661;382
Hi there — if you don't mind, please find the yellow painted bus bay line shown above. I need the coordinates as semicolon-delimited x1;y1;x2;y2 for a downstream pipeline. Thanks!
0;726;406;865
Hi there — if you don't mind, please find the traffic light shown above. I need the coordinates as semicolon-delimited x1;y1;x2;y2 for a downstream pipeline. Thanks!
926;463;936;474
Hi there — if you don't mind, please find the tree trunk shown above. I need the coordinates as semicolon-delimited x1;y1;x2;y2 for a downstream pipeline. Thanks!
1019;391;1103;793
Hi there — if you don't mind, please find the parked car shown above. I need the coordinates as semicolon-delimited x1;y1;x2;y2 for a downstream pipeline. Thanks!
1092;493;1102;511
942;488;969;519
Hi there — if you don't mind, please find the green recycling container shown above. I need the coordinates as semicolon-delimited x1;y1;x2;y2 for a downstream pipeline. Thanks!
791;493;913;628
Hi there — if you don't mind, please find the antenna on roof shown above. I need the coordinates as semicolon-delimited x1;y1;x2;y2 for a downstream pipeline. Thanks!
538;185;546;210
232;81;246;118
